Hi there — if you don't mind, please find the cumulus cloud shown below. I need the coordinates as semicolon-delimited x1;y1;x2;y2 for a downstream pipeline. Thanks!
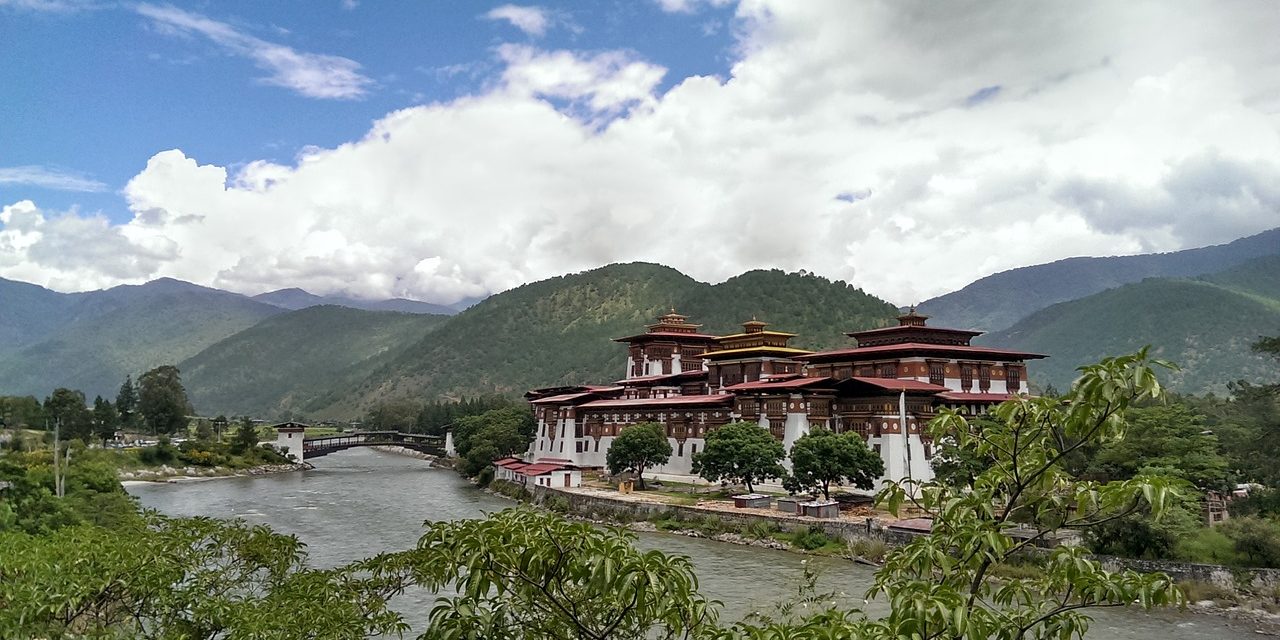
485;4;552;37
5;0;1280;305
136;4;372;99
0;166;107;192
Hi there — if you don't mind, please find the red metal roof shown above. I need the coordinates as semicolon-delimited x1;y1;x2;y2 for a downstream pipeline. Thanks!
520;463;568;476
722;377;835;391
617;370;707;385
937;392;1016;403
579;394;734;409
529;391;605;404
800;342;1047;361
613;331;719;342
846;377;951;393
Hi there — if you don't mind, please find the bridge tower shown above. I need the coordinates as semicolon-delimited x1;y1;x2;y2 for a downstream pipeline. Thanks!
272;422;308;462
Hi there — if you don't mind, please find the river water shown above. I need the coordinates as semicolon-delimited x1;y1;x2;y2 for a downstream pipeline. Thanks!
127;448;1263;638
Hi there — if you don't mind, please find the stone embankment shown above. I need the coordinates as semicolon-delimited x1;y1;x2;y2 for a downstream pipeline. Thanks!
370;445;445;465
119;462;310;483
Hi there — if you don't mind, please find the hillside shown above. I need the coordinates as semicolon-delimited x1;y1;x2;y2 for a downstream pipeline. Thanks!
0;277;78;348
305;264;899;419
0;279;282;400
181;306;450;416
253;288;457;315
918;227;1280;331
984;256;1280;394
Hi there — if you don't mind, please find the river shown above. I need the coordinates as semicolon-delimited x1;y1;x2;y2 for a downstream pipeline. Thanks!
127;448;1264;638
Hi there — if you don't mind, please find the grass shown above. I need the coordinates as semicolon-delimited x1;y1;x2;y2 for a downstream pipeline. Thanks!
1178;580;1239;605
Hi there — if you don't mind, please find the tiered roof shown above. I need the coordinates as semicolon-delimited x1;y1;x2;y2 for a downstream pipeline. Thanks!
614;309;719;343
702;318;813;360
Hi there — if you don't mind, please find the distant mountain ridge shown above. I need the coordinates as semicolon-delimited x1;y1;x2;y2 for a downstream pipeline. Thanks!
918;227;1280;332
984;254;1280;394
253;288;457;315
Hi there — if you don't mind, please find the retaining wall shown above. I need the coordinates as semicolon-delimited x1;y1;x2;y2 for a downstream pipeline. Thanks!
526;484;1280;589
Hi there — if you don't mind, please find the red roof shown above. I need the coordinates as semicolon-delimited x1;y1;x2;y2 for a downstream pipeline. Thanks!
800;342;1047;362
937;392;1016;403
846;325;981;338
520;463;568;476
723;377;835;391
579;394;734;409
846;377;950;393
529;391;594;404
618;370;707;385
613;331;719;342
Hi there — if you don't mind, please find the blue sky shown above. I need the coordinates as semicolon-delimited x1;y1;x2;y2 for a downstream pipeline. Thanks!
3;1;738;223
2;1;1278;304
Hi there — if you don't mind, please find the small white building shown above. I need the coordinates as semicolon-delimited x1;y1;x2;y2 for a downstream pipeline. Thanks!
494;457;582;488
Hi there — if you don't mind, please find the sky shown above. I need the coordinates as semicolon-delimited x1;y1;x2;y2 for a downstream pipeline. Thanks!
2;0;1279;306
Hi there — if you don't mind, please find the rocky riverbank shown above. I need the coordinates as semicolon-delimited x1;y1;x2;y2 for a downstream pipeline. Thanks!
119;462;311;483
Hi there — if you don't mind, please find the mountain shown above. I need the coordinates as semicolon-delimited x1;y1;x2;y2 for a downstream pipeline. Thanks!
300;263;900;419
0;277;79;348
983;255;1280;394
180;306;450;417
253;288;456;315
918;227;1280;332
0;278;283;400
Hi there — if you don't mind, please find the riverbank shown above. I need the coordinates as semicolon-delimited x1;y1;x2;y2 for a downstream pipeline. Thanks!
119;462;311;483
482;479;1280;635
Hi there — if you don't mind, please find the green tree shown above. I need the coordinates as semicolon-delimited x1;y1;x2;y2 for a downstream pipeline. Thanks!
0;395;44;429
43;388;92;442
231;418;259;455
0;516;409;638
450;406;536;478
786;426;883;500
1081;403;1232;491
116;374;140;429
138;365;191;435
691;421;785;492
405;508;719;638
847;349;1185;640
1220;516;1280;567
606;422;672;490
91;395;120;446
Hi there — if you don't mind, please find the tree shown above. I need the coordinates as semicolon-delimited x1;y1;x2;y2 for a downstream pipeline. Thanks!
116;375;139;429
91;396;120;446
138;366;191;435
606;422;672;490
787;427;883;500
43;388;92;442
1080;403;1232;492
405;508;719;639
452;407;536;478
851;349;1185;640
1220;516;1280;567
231;418;259;455
691;421;785;492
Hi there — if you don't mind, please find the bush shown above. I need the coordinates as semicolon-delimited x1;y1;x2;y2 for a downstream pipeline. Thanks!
1175;527;1240;565
1220;517;1280;568
543;496;571;513
475;466;495;488
846;536;889;562
747;521;778;541
791;526;832;551
1178;580;1239;604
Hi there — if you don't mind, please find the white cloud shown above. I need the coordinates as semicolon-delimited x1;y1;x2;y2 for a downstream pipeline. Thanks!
0;0;92;12
6;0;1280;307
0;166;107;192
654;0;732;14
485;4;551;37
135;4;372;99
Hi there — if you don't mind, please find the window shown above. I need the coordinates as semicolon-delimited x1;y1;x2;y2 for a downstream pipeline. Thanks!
1007;367;1022;392
979;364;992;392
960;364;974;391
929;363;945;386
878;363;897;378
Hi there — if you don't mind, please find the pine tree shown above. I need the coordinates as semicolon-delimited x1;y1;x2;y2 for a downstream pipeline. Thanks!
116;375;139;429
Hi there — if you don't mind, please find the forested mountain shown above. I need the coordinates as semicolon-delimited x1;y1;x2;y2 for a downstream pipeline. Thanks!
253;288;457;315
918;227;1280;332
301;263;899;419
984;255;1280;394
0;279;282;400
0;277;78;347
181;306;450;417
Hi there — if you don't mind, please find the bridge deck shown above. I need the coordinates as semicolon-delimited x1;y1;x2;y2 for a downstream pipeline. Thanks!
302;431;445;460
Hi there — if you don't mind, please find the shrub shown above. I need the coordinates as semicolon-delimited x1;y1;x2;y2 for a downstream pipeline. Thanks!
747;521;778;541
846;536;889;562
1175;527;1240;565
1220;517;1280;568
474;466;494;488
791;526;832;551
1178;580;1239;604
543;496;571;514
